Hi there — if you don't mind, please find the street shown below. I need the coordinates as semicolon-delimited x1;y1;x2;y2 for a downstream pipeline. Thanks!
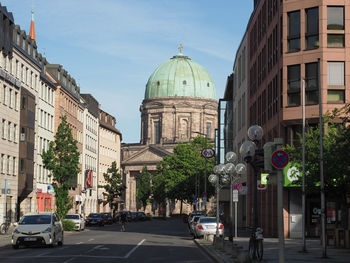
0;218;213;263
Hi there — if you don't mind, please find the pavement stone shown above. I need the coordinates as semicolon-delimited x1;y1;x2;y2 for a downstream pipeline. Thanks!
194;236;350;263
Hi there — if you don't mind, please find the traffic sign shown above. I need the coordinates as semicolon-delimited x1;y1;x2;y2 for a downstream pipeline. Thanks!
257;180;267;191
201;148;215;158
233;190;239;202
233;183;239;190
271;150;289;169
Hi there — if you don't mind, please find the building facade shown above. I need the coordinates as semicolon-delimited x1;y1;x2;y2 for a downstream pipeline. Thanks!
98;109;122;212
81;94;99;216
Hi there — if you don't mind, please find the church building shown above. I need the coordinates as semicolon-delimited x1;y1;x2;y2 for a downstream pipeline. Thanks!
121;47;218;214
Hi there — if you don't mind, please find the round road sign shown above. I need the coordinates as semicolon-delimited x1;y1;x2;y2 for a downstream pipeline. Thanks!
201;148;215;158
271;150;289;169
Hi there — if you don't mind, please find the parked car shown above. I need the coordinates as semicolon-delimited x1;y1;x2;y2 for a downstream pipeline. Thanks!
65;214;85;231
130;212;139;221
189;216;201;236
100;213;113;224
188;211;206;228
136;212;146;221
116;211;132;222
193;216;224;239
85;213;105;226
12;212;64;249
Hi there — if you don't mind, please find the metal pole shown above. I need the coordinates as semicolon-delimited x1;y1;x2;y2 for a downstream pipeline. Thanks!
275;138;285;263
318;58;327;258
204;158;207;212
230;176;233;241
216;180;220;237
302;79;307;252
253;165;258;228
235;201;238;239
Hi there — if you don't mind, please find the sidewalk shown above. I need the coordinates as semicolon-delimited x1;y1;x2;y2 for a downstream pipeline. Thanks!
0;234;11;248
195;236;350;262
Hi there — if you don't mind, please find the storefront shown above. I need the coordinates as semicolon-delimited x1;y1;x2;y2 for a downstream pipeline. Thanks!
36;184;55;212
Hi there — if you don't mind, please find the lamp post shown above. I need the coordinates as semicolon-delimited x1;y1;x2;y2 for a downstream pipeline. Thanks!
239;125;263;230
224;152;247;240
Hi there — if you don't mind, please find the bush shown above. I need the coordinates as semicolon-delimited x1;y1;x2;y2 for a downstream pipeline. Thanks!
62;219;76;231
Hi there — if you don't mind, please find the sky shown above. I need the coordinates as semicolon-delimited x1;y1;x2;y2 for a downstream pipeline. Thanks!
2;0;253;143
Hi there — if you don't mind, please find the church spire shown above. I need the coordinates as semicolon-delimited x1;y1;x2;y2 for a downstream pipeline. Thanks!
29;8;36;41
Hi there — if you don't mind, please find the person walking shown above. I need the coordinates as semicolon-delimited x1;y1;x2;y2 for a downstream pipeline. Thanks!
120;211;127;232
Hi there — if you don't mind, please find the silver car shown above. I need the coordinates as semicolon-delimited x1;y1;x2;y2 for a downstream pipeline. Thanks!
12;212;63;249
193;216;224;238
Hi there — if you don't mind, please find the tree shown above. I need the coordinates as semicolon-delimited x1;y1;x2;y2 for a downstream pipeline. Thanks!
42;115;80;219
136;166;152;210
153;136;215;213
98;161;125;216
285;104;350;226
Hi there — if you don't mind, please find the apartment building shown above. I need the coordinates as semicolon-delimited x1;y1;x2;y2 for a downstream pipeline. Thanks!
241;0;350;237
35;55;56;212
80;94;99;216
98;110;122;212
47;64;84;214
0;6;19;224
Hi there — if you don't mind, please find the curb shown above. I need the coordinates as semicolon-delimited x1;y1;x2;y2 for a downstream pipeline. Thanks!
194;238;222;263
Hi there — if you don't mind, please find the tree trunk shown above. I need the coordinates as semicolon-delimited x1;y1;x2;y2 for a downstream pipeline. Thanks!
180;200;183;216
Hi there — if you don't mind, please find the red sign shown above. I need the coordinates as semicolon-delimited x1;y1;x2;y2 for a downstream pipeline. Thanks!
85;170;93;189
271;150;289;169
257;180;267;191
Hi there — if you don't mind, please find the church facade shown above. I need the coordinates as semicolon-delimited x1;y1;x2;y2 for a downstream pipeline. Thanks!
121;49;218;214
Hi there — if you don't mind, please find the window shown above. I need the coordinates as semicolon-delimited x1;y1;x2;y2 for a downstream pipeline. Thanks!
0;154;4;173
328;62;344;86
305;63;319;105
13;124;17;141
327;62;345;103
287;64;300;106
12;157;16;175
6;155;9;174
21;96;26;109
14;92;18;110
8;122;11;140
288;11;300;52
2;119;5;138
327;6;345;47
305;8;319;49
3;85;6;104
8;88;12;108
153;121;161;144
20;159;24;173
206;122;211;138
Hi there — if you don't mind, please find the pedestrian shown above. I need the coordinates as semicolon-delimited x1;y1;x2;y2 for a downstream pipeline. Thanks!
120;211;127;232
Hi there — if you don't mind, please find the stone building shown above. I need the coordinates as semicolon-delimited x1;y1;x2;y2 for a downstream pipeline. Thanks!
121;49;218;214
97;109;122;212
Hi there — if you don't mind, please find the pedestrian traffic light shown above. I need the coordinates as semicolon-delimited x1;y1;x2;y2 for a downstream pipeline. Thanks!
263;142;276;172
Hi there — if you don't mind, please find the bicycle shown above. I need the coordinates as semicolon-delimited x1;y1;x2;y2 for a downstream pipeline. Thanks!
0;218;11;235
248;227;264;261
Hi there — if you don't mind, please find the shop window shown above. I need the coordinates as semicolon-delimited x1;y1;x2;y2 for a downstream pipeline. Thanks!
288;11;300;52
287;64;300;106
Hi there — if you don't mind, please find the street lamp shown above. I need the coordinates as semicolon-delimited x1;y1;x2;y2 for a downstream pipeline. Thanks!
224;152;247;241
240;125;263;230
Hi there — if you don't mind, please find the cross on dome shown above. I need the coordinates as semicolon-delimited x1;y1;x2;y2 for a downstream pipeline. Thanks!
178;43;184;54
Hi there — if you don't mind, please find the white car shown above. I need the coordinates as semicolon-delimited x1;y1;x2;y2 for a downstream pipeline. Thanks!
65;214;85;231
193;216;224;238
12;212;64;249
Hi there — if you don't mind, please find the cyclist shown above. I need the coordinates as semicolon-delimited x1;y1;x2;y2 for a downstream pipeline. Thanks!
119;211;127;232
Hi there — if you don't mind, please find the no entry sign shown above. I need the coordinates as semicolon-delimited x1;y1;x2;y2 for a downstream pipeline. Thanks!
271;150;289;169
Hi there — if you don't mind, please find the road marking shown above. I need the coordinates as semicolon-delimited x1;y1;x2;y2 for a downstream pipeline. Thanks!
76;241;84;244
37;252;51;257
88;238;94;242
86;244;103;253
124;239;146;259
63;257;75;263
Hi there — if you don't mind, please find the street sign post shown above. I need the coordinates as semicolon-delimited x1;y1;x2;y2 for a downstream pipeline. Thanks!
271;150;289;169
201;148;215;158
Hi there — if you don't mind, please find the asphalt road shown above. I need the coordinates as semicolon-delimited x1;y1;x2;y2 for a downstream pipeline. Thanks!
0;218;213;263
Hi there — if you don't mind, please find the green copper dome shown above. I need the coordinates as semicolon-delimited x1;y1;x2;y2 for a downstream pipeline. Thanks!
145;52;216;100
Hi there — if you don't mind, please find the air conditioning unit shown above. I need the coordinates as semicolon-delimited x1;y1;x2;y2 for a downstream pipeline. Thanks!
20;133;25;141
6;189;10;194
1;189;11;194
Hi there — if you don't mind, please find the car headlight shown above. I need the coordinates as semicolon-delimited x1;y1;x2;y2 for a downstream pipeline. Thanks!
42;227;51;233
13;228;20;234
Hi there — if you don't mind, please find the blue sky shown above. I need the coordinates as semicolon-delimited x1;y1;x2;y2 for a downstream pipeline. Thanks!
2;0;253;143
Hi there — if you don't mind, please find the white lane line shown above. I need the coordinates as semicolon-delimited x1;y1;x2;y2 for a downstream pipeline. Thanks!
76;241;84;244
88;238;94;242
37;252;51;257
124;239;146;259
86;244;103;253
63;257;75;263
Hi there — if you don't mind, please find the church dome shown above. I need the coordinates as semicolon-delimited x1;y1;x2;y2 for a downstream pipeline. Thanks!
145;50;216;100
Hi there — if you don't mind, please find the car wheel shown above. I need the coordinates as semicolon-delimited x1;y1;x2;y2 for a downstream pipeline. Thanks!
12;245;19;249
58;233;64;246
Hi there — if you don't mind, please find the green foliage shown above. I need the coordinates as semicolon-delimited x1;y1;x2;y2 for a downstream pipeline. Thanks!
136;166;152;210
62;219;76;231
98;161;125;214
42;115;80;219
285;104;350;202
153;136;215;204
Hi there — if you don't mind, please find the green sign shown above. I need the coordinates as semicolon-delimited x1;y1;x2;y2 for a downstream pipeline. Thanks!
283;162;302;187
261;173;269;185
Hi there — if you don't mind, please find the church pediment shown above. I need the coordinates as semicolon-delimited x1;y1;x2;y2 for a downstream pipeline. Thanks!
122;145;171;166
202;103;217;110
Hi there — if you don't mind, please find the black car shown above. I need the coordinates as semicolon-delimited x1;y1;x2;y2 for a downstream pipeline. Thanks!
101;213;113;224
136;212;146;221
85;213;105;226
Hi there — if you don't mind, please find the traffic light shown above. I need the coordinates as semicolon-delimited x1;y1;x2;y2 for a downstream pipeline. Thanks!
263;141;276;172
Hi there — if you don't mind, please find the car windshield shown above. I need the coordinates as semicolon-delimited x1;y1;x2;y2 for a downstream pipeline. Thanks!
19;215;51;225
199;217;217;224
65;215;79;219
89;214;100;218
103;213;111;217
